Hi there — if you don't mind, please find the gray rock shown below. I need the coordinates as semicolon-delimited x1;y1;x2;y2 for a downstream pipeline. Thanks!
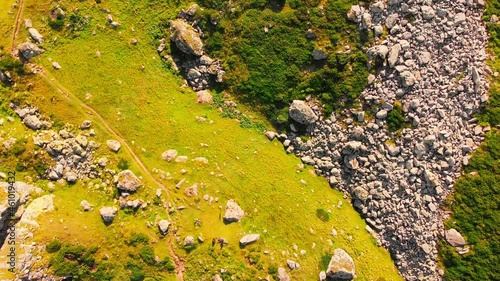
97;157;108;167
64;172;77;183
175;155;189;163
223;199;244;223
196;90;213;104
158;219;170;235
52;62;61;70
185;184;198;197
80;120;92;129
99;206;118;224
370;1;385;13
388;44;401;67
28;28;43;43
264;131;277;140
376;110;388;119
312;50;328;60
326;248;355;280
161;149;178;162
289;100;318;125
170;19;203;56
239;234;260;246
115;170;142;192
400;71;416;87
421;6;435;20
23;115;42;130
286;259;300;270
80;200;93;211
278;267;290;281
445;228;467;247
454;13;466;26
385;14;399;29
106;140;121;152
184;236;195;246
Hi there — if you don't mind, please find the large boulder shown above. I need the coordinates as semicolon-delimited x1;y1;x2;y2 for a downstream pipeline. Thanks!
289;100;318;125
239;234;260;246
223;199;244;223
170;19;204;56
277;267;290;281
106;140;121;152
326;248;355;280
161;149;178;162
18;42;44;60
445;228;467;247
115;170;142;192
28;28;43;43
196;90;213;104
23;115;42;130
158;219;170;235
99;206;118;224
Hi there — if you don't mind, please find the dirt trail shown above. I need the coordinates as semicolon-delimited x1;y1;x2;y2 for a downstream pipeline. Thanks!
50;79;186;279
11;1;185;280
11;0;25;53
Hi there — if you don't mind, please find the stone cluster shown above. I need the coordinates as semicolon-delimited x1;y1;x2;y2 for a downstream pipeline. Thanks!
276;0;489;279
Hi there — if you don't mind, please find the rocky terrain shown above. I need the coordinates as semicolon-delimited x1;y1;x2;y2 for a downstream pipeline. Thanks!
275;0;489;279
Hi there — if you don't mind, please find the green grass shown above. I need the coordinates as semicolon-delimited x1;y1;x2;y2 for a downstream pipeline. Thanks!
0;0;403;280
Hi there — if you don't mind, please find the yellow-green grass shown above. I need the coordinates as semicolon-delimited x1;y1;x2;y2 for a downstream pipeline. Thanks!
4;0;405;279
0;0;16;48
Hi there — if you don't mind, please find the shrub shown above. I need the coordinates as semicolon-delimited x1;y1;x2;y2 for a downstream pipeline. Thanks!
129;233;150;246
117;158;130;170
11;138;27;156
316;208;330;222
48;18;65;30
46;239;62;253
158;256;175;271
139;246;156;266
386;103;405;132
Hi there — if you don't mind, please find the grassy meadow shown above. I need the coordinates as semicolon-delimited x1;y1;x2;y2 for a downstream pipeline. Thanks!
1;0;402;280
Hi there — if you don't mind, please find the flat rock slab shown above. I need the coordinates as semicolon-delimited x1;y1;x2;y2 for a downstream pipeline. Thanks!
239;234;260;246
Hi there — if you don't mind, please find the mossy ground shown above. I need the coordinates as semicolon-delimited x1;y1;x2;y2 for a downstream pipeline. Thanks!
1;0;402;280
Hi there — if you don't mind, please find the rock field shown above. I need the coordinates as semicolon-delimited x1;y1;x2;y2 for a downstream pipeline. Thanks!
280;0;489;279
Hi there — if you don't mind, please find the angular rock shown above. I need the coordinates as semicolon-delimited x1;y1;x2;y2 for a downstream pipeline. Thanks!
277;267;290;281
28;28;43;43
445;228;467;247
184;235;195;246
80;200;93;211
196;90;213;104
23;115;42;130
223;199;244;223
239;234;260;246
17;42;44;60
161;149;178;162
312;50;328;60
286;259;300;270
326;248;355;280
158;219;170;235
400;71;416;87
106;140;121;152
99;206;118;224
115;170;142;192
170;19;203;56
289;100;318;125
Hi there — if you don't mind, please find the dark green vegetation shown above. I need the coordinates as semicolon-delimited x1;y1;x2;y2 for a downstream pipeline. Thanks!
386;101;405;132
47;235;174;281
316;208;330;222
191;0;370;121
439;2;500;280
